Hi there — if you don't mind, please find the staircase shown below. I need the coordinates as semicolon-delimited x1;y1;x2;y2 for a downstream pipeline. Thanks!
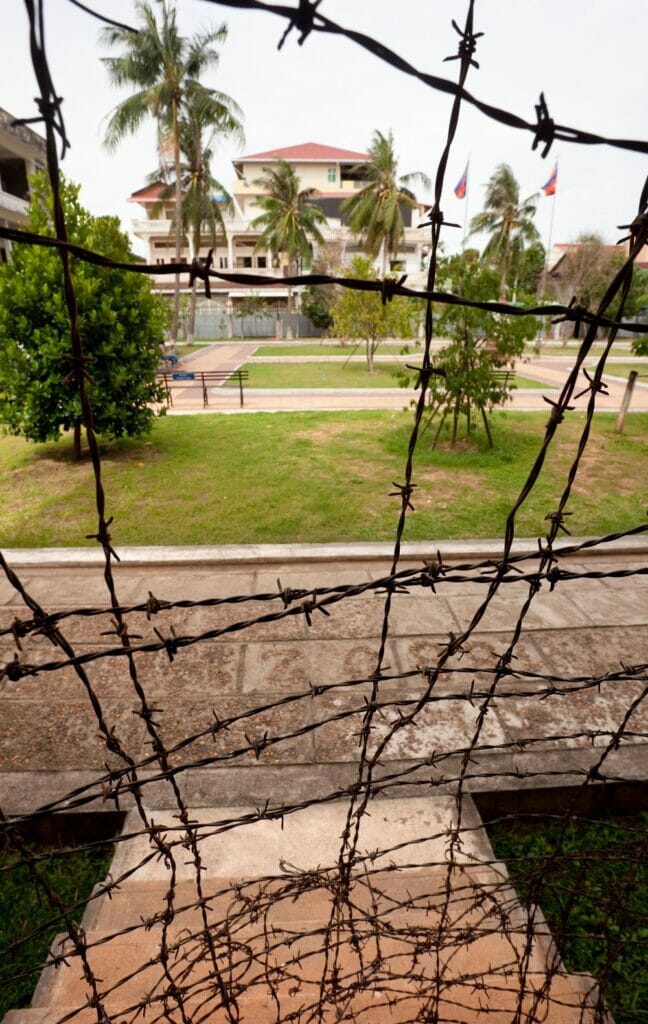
3;797;603;1024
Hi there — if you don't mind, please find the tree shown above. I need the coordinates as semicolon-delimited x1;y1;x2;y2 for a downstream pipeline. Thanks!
340;130;430;275
512;241;545;298
330;256;414;372
250;160;327;339
548;233;648;344
0;174;168;457
153;94;237;341
420;255;537;448
102;1;243;342
301;239;345;333
470;164;539;299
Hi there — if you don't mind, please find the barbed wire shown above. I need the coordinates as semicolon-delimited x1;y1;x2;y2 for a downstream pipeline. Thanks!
0;1;647;1023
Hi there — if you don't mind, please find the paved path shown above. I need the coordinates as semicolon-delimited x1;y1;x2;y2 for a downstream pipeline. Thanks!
168;344;648;414
1;541;646;815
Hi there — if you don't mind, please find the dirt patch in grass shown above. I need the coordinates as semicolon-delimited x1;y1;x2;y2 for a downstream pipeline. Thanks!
293;422;352;444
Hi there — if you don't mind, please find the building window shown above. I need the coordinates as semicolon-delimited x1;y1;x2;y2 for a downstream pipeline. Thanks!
327;167;336;183
155;258;165;265
219;256;228;269
257;256;267;269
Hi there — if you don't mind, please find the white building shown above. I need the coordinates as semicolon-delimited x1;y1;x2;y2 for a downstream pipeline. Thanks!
129;141;426;316
0;107;46;264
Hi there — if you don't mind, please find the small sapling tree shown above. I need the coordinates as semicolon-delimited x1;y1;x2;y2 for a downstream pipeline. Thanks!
330;256;414;372
418;255;536;448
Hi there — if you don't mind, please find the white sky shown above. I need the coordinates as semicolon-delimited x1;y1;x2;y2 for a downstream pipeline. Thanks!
2;0;647;258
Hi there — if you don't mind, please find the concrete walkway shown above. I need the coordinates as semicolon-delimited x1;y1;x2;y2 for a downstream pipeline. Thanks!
167;343;648;414
1;539;646;815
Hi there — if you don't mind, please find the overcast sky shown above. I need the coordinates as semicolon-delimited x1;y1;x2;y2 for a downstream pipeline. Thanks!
2;0;646;258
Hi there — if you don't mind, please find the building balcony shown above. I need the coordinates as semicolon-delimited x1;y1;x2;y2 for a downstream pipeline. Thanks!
0;188;29;220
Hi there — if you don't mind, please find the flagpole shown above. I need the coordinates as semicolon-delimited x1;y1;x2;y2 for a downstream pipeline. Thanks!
539;157;558;340
462;155;471;250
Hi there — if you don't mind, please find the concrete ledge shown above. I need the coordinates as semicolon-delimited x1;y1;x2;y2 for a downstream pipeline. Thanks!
2;536;647;569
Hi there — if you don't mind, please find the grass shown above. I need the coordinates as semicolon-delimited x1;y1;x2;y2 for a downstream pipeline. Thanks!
231;361;545;390
253;343;408;356
488;813;648;1023
590;362;648;381
0;843;112;1016
528;342;635;356
174;343;211;358
0;411;645;547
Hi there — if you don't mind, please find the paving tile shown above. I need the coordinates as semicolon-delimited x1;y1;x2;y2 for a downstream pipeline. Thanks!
128;570;255;602
392;634;550;691
0;642;241;700
167;599;307;642
0;700;145;771
298;591;388;640
497;682;648;751
446;585;591;632
384;592;459;635
13;570;145;607
312;693;506;764
567;583;648;625
538;626;648;677
150;694;315;768
241;641;310;693
303;638;401;690
254;568;373;596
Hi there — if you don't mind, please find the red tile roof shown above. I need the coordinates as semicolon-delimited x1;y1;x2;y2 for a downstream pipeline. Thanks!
236;142;369;163
128;182;167;203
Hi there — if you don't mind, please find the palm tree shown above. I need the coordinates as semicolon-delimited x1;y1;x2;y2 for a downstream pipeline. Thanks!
101;1;243;341
250;161;327;339
469;164;539;299
154;102;236;341
340;129;431;275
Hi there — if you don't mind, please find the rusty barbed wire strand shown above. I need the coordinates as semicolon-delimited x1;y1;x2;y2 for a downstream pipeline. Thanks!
199;0;648;156
1;0;647;1021
2;221;648;336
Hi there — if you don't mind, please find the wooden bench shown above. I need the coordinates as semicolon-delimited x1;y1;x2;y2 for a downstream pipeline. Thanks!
156;369;248;408
491;369;513;389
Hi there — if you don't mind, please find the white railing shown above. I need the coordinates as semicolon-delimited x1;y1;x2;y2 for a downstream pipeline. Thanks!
0;189;28;217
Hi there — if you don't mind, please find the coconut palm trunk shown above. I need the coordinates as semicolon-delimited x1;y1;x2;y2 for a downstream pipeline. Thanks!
172;109;183;343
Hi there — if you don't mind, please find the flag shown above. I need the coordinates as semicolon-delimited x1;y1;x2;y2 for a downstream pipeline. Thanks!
454;164;468;199
543;163;558;196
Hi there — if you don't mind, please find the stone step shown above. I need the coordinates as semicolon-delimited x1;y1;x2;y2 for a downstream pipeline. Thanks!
2;798;605;1024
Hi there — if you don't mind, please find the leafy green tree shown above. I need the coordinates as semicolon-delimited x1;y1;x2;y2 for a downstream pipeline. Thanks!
340;130;430;274
548;233;648;345
102;0;243;341
330;256;414;372
250;160;327;339
0;174;168;457
512;241;545;298
470;164;539;299
421;255;536;447
301;240;344;333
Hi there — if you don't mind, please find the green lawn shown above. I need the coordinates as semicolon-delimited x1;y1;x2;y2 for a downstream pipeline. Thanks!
232;361;545;390
591;362;648;380
0;844;112;1016
489;813;648;1024
253;343;409;357
0;411;645;547
528;342;635;356
174;342;210;358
